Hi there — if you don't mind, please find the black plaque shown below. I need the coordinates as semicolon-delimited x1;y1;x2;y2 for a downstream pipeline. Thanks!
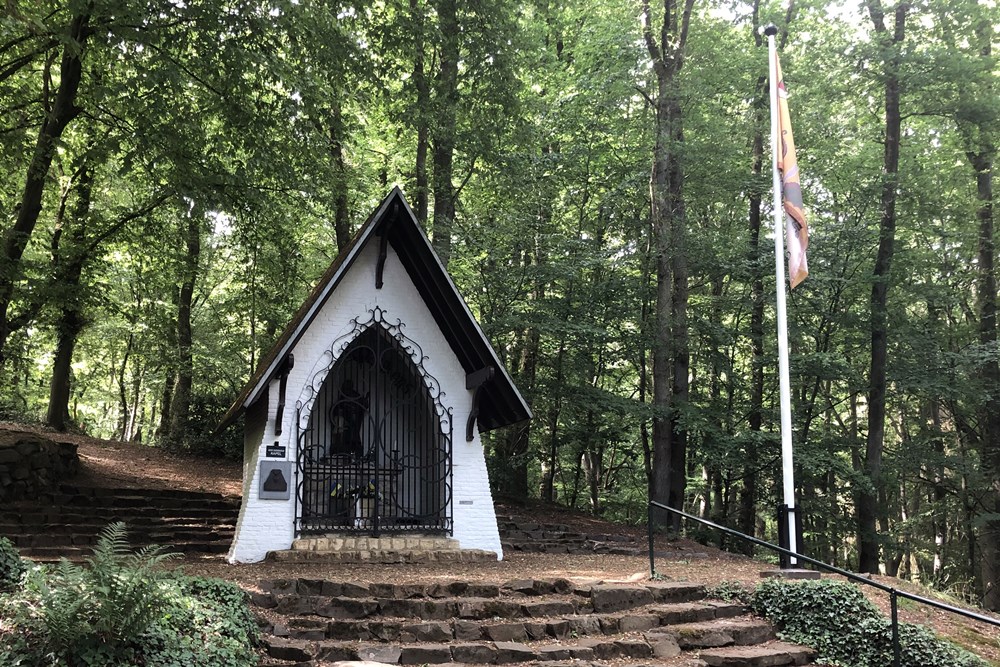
266;444;286;458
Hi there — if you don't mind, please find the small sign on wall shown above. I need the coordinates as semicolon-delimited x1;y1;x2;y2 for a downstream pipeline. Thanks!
265;443;286;458
259;461;292;500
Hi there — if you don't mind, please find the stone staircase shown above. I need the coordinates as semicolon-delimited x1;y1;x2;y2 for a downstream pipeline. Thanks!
252;577;818;667
497;514;645;557
0;484;240;560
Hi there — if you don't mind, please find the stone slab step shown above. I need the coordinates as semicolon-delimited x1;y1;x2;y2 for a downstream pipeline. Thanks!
53;484;238;501
9;528;233;545
260;579;505;599
291;536;463;552
266;549;499;564
0;519;236;531
657;617;774;648
20;540;230;558
17;493;239;510
698;641;815;666
262;636;659;664
257;597;745;640
0;508;238;522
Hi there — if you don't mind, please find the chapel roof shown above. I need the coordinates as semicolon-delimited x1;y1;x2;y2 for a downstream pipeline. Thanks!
218;187;532;434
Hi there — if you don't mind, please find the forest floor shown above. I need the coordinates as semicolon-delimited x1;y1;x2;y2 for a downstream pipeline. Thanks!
4;421;1000;664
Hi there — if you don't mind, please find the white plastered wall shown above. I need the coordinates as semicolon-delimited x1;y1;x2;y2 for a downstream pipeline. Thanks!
228;242;503;563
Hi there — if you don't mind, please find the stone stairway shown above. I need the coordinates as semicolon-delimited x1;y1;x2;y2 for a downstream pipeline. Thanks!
497;515;645;556
0;484;241;560
252;577;818;667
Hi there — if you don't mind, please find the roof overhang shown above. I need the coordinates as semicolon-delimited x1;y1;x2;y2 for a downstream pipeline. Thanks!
218;187;531;434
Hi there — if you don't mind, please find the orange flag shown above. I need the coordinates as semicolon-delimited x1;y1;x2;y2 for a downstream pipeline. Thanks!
775;53;808;288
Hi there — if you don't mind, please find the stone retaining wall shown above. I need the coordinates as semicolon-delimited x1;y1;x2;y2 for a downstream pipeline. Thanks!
0;431;79;501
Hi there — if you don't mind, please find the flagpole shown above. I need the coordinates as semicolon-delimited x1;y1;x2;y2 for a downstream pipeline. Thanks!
764;23;798;567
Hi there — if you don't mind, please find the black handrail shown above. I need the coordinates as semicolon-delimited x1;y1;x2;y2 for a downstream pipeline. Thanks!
648;499;1000;667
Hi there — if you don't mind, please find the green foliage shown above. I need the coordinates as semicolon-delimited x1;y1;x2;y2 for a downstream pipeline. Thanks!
0;537;27;592
706;580;752;605
0;523;257;667
751;579;988;667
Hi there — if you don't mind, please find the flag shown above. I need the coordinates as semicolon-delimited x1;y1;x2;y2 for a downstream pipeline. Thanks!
775;52;808;288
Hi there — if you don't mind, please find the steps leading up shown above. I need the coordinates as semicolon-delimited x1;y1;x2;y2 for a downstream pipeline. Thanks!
267;535;498;564
250;578;817;667
496;516;645;557
1;484;240;560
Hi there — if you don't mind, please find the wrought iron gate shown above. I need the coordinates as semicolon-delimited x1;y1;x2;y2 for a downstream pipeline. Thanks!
294;308;453;536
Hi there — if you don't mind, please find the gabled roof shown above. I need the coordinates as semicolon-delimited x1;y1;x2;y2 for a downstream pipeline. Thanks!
218;187;532;433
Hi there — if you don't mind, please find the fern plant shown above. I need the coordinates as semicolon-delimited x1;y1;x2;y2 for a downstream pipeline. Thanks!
3;522;179;662
84;521;178;644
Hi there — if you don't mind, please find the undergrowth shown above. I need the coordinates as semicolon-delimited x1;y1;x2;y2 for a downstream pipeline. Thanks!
750;578;988;667
0;536;27;592
0;522;258;667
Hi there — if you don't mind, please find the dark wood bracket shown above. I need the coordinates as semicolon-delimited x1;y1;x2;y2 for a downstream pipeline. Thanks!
273;354;294;436
465;366;495;442
375;205;397;289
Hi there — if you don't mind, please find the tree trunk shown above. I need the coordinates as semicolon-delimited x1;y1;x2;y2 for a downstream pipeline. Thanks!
430;0;458;264
410;0;429;225
643;0;695;533
46;162;93;431
0;11;89;365
168;205;201;447
741;79;766;551
858;0;906;574
970;144;1000;606
329;102;351;251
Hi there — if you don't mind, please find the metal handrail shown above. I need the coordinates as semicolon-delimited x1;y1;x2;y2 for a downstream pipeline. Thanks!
647;499;1000;667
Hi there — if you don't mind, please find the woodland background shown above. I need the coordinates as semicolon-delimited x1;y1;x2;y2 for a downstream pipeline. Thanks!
2;0;999;607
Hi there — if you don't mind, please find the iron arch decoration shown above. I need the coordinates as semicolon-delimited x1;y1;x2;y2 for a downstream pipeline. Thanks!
293;307;453;537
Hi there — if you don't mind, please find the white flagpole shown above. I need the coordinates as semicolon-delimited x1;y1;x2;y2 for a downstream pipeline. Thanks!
764;24;798;567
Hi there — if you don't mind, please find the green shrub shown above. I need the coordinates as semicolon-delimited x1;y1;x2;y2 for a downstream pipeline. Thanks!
0;536;27;592
751;578;988;667
141;576;259;667
706;580;753;605
0;523;258;667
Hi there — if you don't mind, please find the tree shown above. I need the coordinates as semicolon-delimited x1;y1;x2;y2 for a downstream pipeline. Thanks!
642;0;695;529
857;0;909;575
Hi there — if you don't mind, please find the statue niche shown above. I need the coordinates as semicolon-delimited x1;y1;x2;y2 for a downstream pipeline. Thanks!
328;379;369;460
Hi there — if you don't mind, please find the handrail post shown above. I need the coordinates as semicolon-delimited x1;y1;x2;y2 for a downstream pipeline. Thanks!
648;502;656;577
891;590;901;667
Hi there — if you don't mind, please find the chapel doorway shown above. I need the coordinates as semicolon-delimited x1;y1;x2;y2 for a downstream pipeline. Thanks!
295;310;453;536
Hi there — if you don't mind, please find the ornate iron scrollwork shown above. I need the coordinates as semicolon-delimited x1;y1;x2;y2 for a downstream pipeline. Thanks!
294;307;453;537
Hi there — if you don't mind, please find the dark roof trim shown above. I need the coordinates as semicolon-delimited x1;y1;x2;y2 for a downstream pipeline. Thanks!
219;187;531;433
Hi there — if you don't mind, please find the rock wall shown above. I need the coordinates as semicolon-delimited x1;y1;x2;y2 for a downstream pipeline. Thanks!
0;431;79;501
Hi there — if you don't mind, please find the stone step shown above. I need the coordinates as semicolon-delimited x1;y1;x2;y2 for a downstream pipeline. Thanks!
21;491;240;510
253;582;706;616
9;529;234;548
290;535;463;552
262;600;747;642
698;641;816;666
256;578;718;620
266;549;499;564
259;579;507;599
261;635;662;664
260;594;589;620
20;539;230;558
501;531;588;541
0;508;239;523
651;617;775;648
53;484;237;501
0;517;236;530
